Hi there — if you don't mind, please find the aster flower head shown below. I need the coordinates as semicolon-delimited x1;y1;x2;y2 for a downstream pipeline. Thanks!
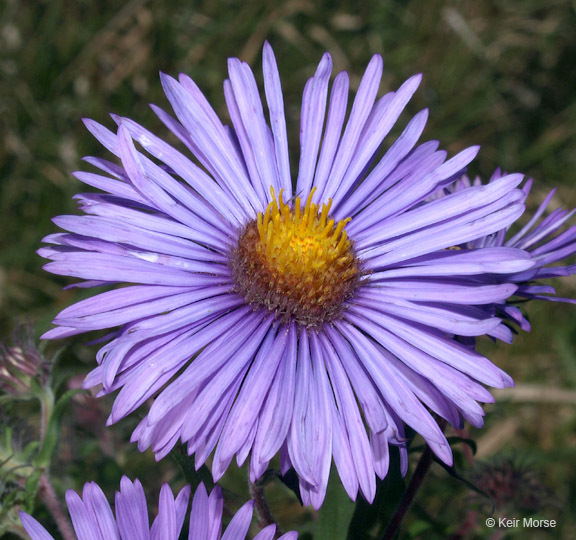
40;42;536;507
20;478;296;540
435;170;576;331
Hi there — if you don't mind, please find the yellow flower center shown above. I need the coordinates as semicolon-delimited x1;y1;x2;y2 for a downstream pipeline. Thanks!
230;187;360;327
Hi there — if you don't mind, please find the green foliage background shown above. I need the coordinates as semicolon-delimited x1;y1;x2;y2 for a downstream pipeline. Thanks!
1;0;575;538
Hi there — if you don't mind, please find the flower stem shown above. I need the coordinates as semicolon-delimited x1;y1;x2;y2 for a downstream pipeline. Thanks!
249;479;281;535
39;388;55;443
38;473;75;540
382;419;447;540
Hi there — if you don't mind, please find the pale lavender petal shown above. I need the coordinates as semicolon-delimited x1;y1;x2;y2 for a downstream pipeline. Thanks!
22;480;297;540
114;115;246;224
354;292;503;337
345;310;513;388
318;54;383;202
19;513;56;540
44;251;228;285
215;327;286;463
206;486;224;540
159;73;258;218
262;41;292;193
370;248;535;280
55;286;229;332
363;281;517;305
334;108;429;218
327;326;450;453
220;501;254;540
329;399;360;499
306;333;333;509
349;145;480;236
150;484;177;540
227;57;284;196
277;532;299;540
506;188;557;246
65;488;104;540
72;170;146;205
83;483;119;540
311;71;349;193
330;74;422;208
364;204;526;269
187;483;209;540
252;324;298;463
223;78;269;204
254;525;277;540
356;173;524;248
145;311;267;424
115;477;150;540
320;335;376;502
174;486;192;537
287;331;317;484
295;52;332;197
515;209;575;250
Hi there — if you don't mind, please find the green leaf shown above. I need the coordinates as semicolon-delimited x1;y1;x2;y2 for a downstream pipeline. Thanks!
314;469;356;540
445;436;477;455
23;468;43;511
433;458;494;513
1;425;13;451
21;441;40;462
348;447;406;539
410;436;477;455
0;394;37;405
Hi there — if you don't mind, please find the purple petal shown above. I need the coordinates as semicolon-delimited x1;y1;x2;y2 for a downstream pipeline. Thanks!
331;74;422;207
115;477;150;540
150;484;177;540
254;525;277;540
335;108;429;218
252;323;298;463
215;327;286;463
344;310;513;388
220;501;254;540
295;52;333;197
19;513;56;540
363;281;517;305
227;57;284;196
319;54;384;202
187;483;209;540
115;115;246;225
320;335;376;502
311;71;349;193
262;41;292;193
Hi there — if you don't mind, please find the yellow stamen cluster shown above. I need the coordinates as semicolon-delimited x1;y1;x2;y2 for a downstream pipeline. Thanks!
230;187;360;327
257;187;352;276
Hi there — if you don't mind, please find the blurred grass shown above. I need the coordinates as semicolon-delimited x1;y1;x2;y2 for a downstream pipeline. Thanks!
1;0;575;538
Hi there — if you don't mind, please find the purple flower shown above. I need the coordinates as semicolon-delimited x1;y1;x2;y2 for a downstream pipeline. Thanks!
435;171;576;331
40;43;535;507
20;478;296;540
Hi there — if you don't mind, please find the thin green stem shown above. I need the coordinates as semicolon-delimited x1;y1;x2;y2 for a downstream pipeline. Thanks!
38;388;55;443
